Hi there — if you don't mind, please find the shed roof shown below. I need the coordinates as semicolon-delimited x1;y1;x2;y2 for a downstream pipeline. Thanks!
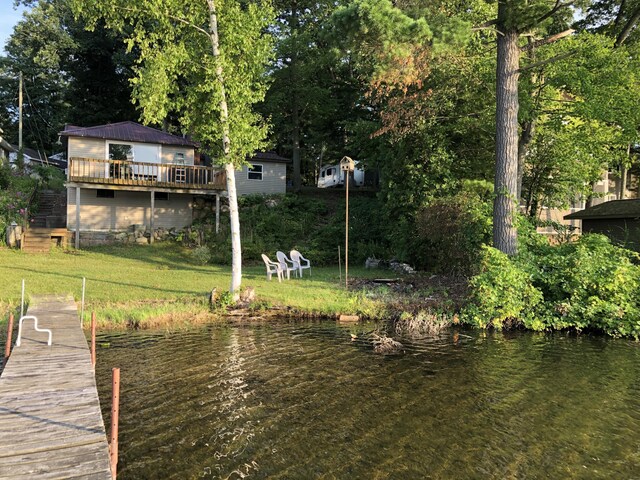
564;199;640;220
250;151;291;164
60;121;198;147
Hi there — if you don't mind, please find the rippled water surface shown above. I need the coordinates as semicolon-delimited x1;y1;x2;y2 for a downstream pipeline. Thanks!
93;323;640;479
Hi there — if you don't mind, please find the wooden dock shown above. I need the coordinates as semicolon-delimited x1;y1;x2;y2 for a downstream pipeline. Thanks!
0;296;112;479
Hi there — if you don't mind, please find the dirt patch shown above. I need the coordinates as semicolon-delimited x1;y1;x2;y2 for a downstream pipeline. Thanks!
348;273;469;316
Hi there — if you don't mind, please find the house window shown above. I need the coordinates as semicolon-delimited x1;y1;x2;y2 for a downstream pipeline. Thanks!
109;143;134;161
97;189;115;198
174;152;185;163
155;192;169;201
248;164;263;180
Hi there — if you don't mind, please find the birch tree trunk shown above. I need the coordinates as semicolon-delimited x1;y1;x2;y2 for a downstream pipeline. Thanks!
493;24;520;256
208;0;242;294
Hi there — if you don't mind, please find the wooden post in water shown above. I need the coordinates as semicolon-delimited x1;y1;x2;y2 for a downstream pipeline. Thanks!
81;277;86;324
90;312;96;368
4;314;14;361
110;368;120;479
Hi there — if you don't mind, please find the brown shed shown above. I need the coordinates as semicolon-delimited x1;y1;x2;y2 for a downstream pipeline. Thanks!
564;199;640;251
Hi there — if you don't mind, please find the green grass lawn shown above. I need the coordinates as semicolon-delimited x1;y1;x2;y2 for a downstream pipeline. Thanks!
0;243;384;328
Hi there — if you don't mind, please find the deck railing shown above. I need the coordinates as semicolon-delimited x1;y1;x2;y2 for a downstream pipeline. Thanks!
68;157;226;191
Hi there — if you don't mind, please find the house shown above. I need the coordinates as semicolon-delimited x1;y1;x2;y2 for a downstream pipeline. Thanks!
236;151;290;196
62;121;226;248
564;199;640;250
7;145;68;170
537;168;638;236
61;121;290;248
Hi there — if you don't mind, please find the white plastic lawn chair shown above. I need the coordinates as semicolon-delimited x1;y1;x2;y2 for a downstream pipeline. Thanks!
261;254;283;282
290;250;311;277
276;251;298;280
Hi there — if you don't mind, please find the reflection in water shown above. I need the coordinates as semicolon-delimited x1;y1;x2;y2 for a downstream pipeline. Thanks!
94;323;640;479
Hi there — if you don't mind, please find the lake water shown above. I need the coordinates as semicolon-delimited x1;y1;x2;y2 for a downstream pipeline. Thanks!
93;322;640;479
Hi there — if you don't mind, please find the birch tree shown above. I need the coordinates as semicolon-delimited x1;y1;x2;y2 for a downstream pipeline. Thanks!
70;0;274;294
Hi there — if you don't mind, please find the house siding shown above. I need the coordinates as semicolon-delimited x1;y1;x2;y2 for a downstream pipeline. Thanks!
234;163;286;196
67;188;193;231
68;137;106;159
161;145;194;165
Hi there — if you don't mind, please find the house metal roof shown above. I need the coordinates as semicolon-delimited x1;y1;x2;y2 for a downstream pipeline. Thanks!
564;199;640;220
60;121;198;147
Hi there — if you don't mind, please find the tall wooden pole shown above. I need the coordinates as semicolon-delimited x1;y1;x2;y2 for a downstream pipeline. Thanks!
18;72;23;152
345;170;349;289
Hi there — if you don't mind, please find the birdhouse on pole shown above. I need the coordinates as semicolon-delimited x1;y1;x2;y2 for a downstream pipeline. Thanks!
340;156;355;172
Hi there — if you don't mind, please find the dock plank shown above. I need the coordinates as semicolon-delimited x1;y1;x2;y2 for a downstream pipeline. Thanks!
0;296;112;479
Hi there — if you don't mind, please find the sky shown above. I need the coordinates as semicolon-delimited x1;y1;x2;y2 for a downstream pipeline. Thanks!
0;1;29;53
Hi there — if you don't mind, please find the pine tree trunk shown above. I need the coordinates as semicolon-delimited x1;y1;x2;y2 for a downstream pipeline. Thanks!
208;0;242;294
494;26;520;256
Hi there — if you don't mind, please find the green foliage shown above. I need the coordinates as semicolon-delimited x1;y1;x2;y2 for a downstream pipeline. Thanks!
0;0;136;153
71;0;274;165
203;193;393;266
32;165;66;191
463;234;640;337
212;290;235;311
463;246;544;329
0;165;38;243
412;180;493;273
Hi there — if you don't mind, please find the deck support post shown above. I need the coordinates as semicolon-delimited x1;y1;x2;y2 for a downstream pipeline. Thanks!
75;187;81;249
215;193;220;234
150;191;155;244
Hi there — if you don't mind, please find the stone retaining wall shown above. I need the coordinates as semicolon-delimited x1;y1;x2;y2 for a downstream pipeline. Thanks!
78;225;182;247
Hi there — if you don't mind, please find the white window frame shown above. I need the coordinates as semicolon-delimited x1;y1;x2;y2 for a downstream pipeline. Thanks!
248;163;263;181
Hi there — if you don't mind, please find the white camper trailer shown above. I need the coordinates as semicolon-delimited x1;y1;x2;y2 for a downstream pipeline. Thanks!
317;162;365;188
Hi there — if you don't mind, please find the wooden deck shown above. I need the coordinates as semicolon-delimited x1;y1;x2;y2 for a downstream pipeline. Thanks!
68;156;226;192
0;296;112;479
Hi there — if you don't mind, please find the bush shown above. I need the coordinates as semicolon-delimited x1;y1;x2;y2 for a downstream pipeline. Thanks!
463;234;640;337
0;164;38;244
462;246;543;329
411;180;493;274
200;193;393;267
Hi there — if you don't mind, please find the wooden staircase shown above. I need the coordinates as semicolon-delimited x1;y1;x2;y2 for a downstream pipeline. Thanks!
21;228;70;253
30;189;67;228
21;190;69;253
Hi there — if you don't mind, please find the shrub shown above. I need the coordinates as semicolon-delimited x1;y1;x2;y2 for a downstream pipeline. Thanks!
200;193;393;267
0;164;38;244
462;246;543;329
463;233;640;337
412;180;493;274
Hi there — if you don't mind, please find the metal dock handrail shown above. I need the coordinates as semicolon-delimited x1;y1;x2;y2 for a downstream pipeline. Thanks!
15;315;53;346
